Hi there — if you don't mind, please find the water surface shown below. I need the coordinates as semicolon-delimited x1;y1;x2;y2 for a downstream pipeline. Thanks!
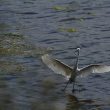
0;0;110;110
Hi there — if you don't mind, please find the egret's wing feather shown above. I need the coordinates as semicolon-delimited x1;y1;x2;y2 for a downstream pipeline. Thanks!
41;54;73;79
78;64;110;77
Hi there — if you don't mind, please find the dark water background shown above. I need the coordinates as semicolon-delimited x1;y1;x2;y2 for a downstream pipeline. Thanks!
0;0;110;110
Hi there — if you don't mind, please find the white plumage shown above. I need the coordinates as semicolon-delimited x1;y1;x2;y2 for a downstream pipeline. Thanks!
41;54;73;79
78;64;110;77
42;54;110;77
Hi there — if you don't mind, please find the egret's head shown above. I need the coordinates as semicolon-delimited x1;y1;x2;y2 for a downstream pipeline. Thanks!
76;48;80;51
74;47;80;56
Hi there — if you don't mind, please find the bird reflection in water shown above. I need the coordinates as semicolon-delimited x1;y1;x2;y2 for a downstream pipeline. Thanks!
66;94;97;110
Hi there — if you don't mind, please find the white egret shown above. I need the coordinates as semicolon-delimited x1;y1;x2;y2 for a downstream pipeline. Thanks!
41;48;110;92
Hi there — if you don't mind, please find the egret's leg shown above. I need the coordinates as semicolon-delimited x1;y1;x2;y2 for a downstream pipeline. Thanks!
62;80;70;92
72;81;75;93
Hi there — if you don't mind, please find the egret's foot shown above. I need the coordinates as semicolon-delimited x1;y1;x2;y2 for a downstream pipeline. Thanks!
72;89;75;93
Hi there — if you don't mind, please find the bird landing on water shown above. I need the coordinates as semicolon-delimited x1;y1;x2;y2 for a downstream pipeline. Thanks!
41;48;110;93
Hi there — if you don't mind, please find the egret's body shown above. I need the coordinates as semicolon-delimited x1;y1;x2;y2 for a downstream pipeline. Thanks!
41;48;110;92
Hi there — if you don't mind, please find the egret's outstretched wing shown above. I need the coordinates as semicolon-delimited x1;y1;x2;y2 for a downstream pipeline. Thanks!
78;64;110;77
41;54;73;79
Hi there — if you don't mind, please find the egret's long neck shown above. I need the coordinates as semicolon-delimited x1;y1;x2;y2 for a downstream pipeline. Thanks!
74;50;80;70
